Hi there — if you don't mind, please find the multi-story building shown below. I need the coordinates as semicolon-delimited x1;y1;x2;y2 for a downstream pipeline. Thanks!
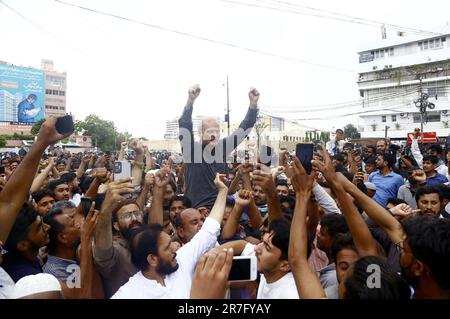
357;26;450;141
42;59;67;118
165;115;220;141
0;59;67;135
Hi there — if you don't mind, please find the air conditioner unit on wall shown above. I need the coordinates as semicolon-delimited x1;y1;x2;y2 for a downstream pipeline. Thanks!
400;113;408;118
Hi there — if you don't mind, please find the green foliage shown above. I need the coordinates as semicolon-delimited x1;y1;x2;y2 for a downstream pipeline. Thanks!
75;114;133;151
0;136;7;147
343;124;361;139
31;118;46;136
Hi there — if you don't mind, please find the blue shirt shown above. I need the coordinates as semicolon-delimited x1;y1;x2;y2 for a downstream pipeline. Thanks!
369;170;404;207
43;255;78;281
426;172;448;186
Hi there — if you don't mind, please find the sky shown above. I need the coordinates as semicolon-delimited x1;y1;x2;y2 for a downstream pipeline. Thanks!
1;0;449;139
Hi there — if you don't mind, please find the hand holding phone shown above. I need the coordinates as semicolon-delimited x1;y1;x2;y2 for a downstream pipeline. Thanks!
295;143;314;174
55;115;75;135
228;255;257;282
113;160;131;181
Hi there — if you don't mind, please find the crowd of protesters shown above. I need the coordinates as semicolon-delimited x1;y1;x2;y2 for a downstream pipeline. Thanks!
0;85;449;299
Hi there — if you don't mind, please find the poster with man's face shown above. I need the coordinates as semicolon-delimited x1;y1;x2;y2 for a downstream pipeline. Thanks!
0;64;45;124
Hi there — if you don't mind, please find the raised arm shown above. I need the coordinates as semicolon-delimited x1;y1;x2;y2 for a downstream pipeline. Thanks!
222;88;259;155
94;178;135;252
179;85;200;162
0;116;72;243
252;170;283;224
208;173;229;224
146;167;171;225
129;139;144;187
289;156;326;299
410;129;423;168
227;169;241;195
30;157;55;193
76;155;90;179
65;153;73;172
136;171;154;211
221;189;252;240
337;170;406;244
313;151;378;257
239;163;263;230
84;168;110;199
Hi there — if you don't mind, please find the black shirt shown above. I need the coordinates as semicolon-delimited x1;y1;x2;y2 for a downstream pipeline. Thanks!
2;253;42;283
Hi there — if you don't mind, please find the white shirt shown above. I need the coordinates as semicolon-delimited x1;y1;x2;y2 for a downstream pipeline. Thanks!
241;243;299;299
111;217;220;299
0;267;15;299
257;272;299;299
70;193;81;207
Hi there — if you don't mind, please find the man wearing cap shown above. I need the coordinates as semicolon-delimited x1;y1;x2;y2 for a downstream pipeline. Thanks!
11;273;62;299
326;129;346;156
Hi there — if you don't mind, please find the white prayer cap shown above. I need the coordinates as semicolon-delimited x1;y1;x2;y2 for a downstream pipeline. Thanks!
11;273;62;299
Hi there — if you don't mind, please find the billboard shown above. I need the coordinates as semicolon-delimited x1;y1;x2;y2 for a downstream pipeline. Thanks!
407;132;437;144
0;64;45;124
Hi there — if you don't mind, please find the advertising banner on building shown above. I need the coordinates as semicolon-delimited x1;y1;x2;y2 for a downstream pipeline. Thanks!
0;64;45;124
407;132;437;143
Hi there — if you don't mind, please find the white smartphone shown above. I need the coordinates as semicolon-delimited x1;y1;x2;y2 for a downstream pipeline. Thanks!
113;160;131;181
228;255;257;282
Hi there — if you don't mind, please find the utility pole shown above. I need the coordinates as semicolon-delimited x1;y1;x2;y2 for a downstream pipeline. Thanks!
226;75;230;136
414;76;435;147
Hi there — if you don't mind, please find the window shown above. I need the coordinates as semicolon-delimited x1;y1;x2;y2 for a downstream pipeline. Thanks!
389;48;394;56
436;38;441;48
427;112;441;122
413;113;422;123
45;89;51;94
375;50;379;58
424;41;428;49
382;115;386;122
419;42;423;50
59;91;65;96
380;50;384;58
430;40;435;49
391;115;397;122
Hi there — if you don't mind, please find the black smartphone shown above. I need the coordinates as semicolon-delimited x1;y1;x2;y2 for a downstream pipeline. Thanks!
94;193;106;211
258;145;273;167
55;115;74;135
80;197;93;217
296;143;314;174
228;256;257;282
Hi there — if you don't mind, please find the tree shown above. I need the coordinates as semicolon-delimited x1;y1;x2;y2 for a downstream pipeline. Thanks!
0;136;6;148
75;114;131;151
343;124;361;139
31;118;46;136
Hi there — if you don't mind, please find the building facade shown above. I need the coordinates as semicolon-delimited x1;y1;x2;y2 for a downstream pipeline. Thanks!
0;59;67;135
42;59;67;118
357;26;450;141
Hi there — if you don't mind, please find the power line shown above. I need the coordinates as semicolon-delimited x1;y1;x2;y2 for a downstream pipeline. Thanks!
0;0;88;56
261;83;450;113
52;0;356;73
260;87;420;112
253;0;441;36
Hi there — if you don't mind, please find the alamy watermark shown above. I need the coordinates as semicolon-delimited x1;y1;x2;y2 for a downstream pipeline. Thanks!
366;264;381;289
